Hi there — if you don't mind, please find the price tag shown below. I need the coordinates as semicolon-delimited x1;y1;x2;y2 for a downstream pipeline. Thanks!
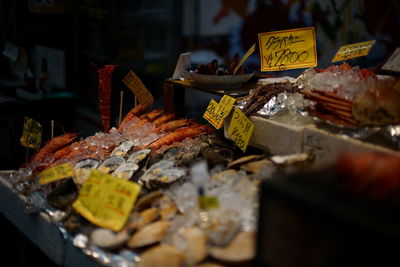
228;107;254;152
172;52;191;80
332;40;376;62
122;70;154;109
198;196;219;210
38;163;73;185
203;99;220;127
203;95;236;129
72;170;141;231
20;117;42;149
258;27;317;71
382;47;400;72
233;43;256;74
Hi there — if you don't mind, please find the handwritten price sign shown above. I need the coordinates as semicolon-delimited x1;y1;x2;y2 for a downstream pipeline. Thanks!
39;163;73;185
332;40;376;62
228;107;254;152
72;170;141;231
20;117;42;149
122;70;154;109
258;27;317;72
203;95;236;129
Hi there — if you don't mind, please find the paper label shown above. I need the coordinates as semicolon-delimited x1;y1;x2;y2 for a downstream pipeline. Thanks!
172;52;191;80
198;196;219;210
234;43;256;74
122;70;154;109
227;107;254;152
331;40;376;62
203;95;236;129
20;117;42;149
382;47;400;72
72;170;141;231
38;163;73;184
258;27;317;71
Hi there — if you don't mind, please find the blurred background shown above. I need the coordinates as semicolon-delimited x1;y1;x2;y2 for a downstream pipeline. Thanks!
0;0;399;169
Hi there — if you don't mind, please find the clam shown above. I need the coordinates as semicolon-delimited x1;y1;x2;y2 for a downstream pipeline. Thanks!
157;195;178;220
171;227;207;265
127;220;171;248
98;156;125;173
112;162;139;180
138;245;186;267
127;208;159;231
209;231;255;264
111;140;134;157
90;228;130;250
135;190;164;211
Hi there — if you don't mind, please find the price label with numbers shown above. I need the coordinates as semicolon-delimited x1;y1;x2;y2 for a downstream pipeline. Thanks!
258;27;317;71
198;195;219;210
332;40;376;62
72;170;141;231
228;107;254;152
122;70;154;109
203;95;236;129
38;163;73;185
20;117;42;149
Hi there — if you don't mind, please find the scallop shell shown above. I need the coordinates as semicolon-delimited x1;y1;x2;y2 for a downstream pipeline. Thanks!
111;140;134;157
98;156;126;173
112;162;139;180
127;220;171;248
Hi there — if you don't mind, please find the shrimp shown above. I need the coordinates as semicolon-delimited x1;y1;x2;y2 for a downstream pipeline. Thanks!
140;109;163;122
153;113;175;127
145;124;213;151
27;133;77;166
154;118;192;133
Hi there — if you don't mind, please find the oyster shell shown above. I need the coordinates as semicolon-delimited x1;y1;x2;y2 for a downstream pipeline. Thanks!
127;149;152;164
73;158;101;185
111;140;134;157
140;168;186;189
98;156;126;173
112;162;139;180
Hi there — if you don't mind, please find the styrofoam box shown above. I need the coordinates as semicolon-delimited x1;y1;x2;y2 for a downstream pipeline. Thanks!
303;125;400;168
224;116;308;155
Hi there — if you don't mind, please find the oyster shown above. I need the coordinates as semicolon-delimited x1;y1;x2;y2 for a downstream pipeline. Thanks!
111;140;134;157
112;162;139;180
140;168;186;190
73;158;101;185
127;149;152;164
98;156;125;173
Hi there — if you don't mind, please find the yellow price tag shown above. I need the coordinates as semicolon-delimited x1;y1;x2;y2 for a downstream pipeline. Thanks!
20;117;42;149
38;163;73;185
228;107;254;152
331;40;376;62
198;196;219;210
72;170;141;231
203;99;220;127
122;70;154;109
203;95;236;129
233;43;256;74
258;27;317;71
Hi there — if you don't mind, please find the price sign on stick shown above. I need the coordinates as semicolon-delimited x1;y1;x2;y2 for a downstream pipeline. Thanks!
20;117;42;149
228;107;254;152
203;95;236;129
122;70;154;109
332;40;376;62
73;170;141;231
233;43;256;74
382;47;400;72
258;27;317;71
39;163;73;185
